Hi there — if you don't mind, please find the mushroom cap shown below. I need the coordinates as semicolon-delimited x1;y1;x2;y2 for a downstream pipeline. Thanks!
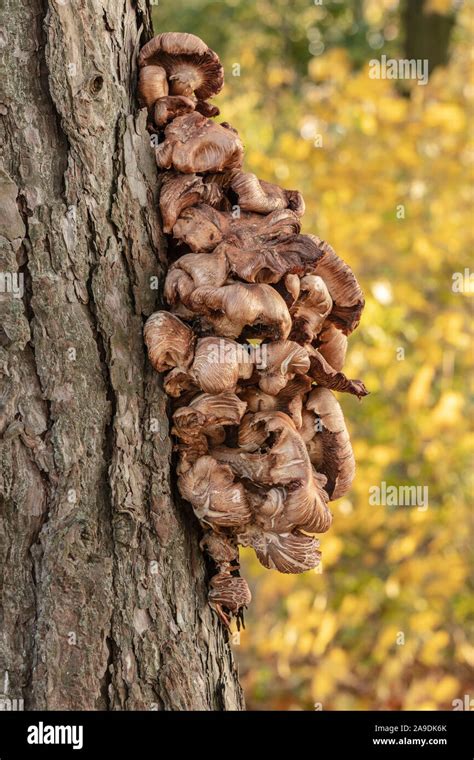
257;339;310;395
165;250;229;307
213;411;333;533
138;65;169;109
188;282;292;341
307;343;368;398
172;203;228;251
152;95;195;128
159;172;225;233
200;532;239;564
138;33;224;100
305;387;356;500
283;469;333;533
163;367;197;398
290;275;333;344
155;113;243;174
315;322;347;371
239;376;312;428
192;337;254;394
208;572;252;613
272;233;323;271
172;391;247;449
310;235;365;335
143;311;195;372
229;171;305;217
283;273;301;304
171;205;302;254
214;238;317;285
178;455;252;528
213;411;309;486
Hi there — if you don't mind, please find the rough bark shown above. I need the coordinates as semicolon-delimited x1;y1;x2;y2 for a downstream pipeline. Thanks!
0;0;244;710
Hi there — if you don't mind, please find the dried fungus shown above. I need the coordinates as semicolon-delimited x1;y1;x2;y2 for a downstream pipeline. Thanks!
141;32;366;627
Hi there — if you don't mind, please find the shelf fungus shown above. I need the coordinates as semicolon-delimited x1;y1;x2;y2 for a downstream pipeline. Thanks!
141;32;367;629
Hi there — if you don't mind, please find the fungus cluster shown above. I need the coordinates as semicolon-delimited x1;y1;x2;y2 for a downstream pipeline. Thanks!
141;33;367;627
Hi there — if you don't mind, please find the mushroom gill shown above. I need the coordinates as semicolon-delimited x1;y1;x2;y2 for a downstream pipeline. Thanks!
237;528;321;574
138;32;224;102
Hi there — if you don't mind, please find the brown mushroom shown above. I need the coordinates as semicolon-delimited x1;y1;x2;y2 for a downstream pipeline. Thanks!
163;367;198;398
172;203;229;251
311;236;365;335
281;468;332;533
188;282;293;340
164;250;229;309
289;274;333;344
239;376;312;428
152;95;195;128
159;172;226;233
301;387;356;500
307;343;368;398
282;273;301;304
178;455;252;529
143;311;195;372
155;112;243;174
273;234;324;282
164;336;256;398
238;527;321;573
314;321;347;371
172;392;247;463
138;33;224;101
213;411;332;533
213;238;318;285
200;532;239;565
138;65;169;109
208;570;252;628
191;337;254;394
140;31;366;625
212;411;305;484
172;204;301;253
257;340;310;395
229;171;305;217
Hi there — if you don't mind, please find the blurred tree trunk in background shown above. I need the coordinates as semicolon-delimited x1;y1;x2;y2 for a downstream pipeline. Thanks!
0;0;243;710
403;0;456;72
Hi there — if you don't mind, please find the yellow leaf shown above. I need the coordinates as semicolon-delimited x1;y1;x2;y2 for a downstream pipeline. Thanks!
407;365;435;410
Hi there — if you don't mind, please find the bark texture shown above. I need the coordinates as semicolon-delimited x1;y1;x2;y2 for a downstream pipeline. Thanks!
0;0;243;710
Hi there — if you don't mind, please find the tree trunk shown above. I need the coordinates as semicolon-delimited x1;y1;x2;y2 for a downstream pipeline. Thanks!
403;0;456;72
0;0;243;711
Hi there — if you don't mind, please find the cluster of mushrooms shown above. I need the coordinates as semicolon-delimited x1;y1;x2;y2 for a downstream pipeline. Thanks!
140;33;367;627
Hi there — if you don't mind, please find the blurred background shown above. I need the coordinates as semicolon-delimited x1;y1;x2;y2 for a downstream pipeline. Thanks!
152;0;473;710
